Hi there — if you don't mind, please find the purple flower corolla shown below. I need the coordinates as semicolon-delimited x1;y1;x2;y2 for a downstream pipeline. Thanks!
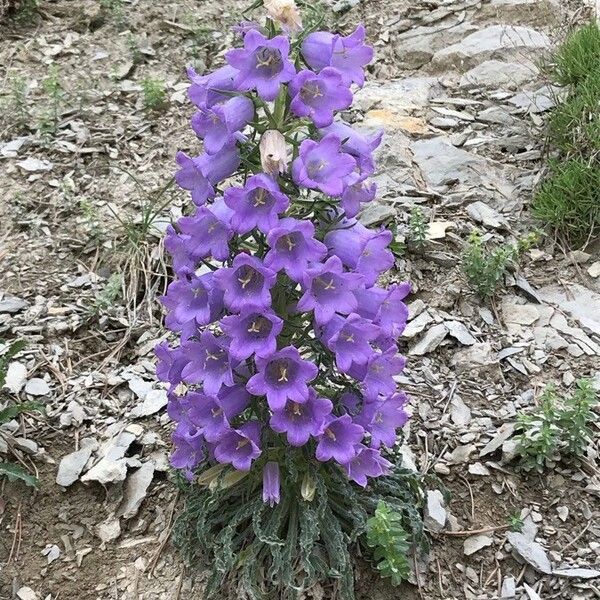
350;348;406;399
264;218;327;282
341;173;376;218
359;392;409;449
164;225;194;277
315;415;364;464
246;346;318;411
326;313;380;373
297;256;364;324
160;274;220;328
188;65;238;109
220;306;283;360
301;25;373;87
225;30;296;101
188;388;250;443
155;342;187;386
214;253;277;312
175;146;240;206
319;122;382;176
224;174;289;234
262;461;280;506
289;68;352;127
214;421;262;471
191;96;254;155
181;331;235;395
343;445;391;487
270;391;332;446
354;282;410;337
178;198;234;262
170;422;205;478
291;134;356;196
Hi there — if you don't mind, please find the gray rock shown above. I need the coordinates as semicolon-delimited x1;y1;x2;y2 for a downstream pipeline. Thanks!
24;378;50;397
0;295;28;314
96;518;121;543
451;397;472;426
16;588;38;600
424;490;447;532
358;202;396;227
464;534;494;556
432;26;550;72
539;283;600;337
501;576;516;598
466;201;508;229
588;261;600;278
448;444;476;464
552;567;600;579
502;299;540;325
445;320;477;345
469;462;491;475
459;60;537;90
409;323;448;356
509;85;557;112
81;457;128;484
476;0;560;26
451;342;498;372
56;446;94;487
477;106;518;126
117;462;155;519
131;388;168;417
480;423;516;457
4;362;27;394
354;77;439;114
403;311;433;339
331;0;359;12
507;532;552;574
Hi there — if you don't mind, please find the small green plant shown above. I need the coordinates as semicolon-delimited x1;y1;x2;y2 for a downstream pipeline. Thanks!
532;159;600;244
462;230;537;298
408;206;428;249
551;22;600;88
0;339;40;488
533;22;600;246
0;73;29;131
516;379;598;472
141;77;168;112
507;512;524;533
93;272;123;314
366;500;411;585
38;65;65;139
100;0;124;24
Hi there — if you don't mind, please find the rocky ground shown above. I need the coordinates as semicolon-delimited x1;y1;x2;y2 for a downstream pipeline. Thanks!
1;0;599;599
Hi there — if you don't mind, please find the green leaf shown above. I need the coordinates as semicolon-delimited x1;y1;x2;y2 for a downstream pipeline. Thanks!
0;401;43;425
0;462;39;487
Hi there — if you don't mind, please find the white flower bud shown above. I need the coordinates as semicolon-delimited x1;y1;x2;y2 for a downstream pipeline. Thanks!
264;0;303;33
260;129;289;175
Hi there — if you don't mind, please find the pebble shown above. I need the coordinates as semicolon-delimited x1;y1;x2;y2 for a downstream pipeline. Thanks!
424;490;447;532
4;362;28;394
56;446;94;487
507;532;552;574
409;323;448;355
117;462;155;519
464;534;494;556
24;377;50;396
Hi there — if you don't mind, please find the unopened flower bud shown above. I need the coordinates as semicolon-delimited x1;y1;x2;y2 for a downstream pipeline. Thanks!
209;468;248;492
264;0;303;33
196;463;227;486
260;130;288;175
301;472;316;502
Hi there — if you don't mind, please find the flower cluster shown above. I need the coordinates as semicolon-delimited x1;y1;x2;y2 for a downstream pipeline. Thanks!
157;15;410;501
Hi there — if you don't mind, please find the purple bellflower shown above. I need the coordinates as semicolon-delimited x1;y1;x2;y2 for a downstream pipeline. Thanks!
187;65;238;109
264;218;327;282
301;25;373;87
316;415;364;464
214;253;277;312
226;30;296;101
220;306;283;360
343;445;391;487
224;174;289;234
297;256;364;324
214;421;262;471
291;134;356;196
246;346;318;411
262;461;281;506
270;390;332;446
289;68;352;127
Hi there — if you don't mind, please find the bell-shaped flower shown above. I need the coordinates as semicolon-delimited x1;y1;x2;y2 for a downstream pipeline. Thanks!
289;68;352;127
319;121;382;176
269;390;332;446
214;421;262;471
359;391;409;449
262;461;281;507
224;174;289;234
246;346;318;411
291;134;356;196
315;415;364;464
343;444;391;487
213;253;277;312
326;313;381;373
264;218;327;282
170;422;205;477
191;96;254;155
187;64;238;109
301;25;373;87
340;173;376;218
220;306;283;360
297;256;364;324
181;331;235;395
225;30;296;101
